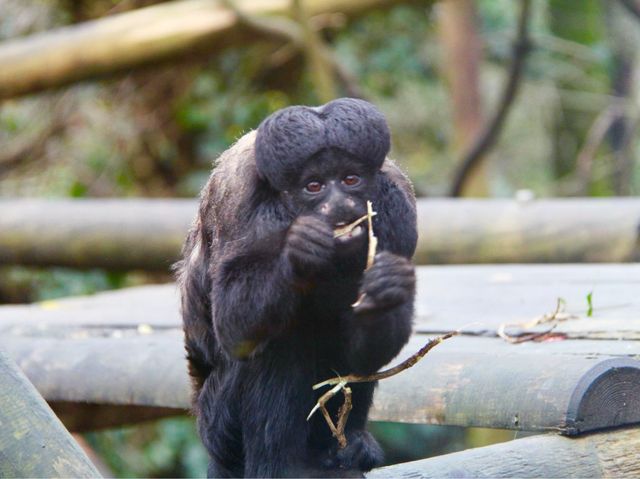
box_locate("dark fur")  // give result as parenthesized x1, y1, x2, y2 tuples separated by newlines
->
(177, 99, 417, 477)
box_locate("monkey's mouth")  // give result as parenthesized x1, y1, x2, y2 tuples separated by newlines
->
(333, 221, 366, 243)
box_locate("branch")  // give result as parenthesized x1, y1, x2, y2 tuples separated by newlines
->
(575, 102, 626, 194)
(0, 0, 394, 99)
(449, 0, 532, 197)
(619, 0, 640, 21)
(307, 331, 459, 447)
(291, 0, 338, 102)
(219, 0, 365, 99)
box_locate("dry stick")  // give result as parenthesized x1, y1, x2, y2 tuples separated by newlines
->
(307, 331, 459, 447)
(364, 200, 378, 270)
(497, 298, 579, 344)
(351, 200, 377, 308)
(449, 0, 532, 197)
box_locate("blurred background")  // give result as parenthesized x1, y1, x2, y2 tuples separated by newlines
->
(1, 0, 639, 476)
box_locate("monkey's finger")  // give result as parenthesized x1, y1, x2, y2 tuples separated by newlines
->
(353, 295, 377, 313)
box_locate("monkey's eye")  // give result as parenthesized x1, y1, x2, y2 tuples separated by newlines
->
(304, 181, 324, 194)
(342, 175, 361, 187)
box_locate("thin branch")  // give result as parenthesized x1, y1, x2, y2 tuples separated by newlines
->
(308, 331, 458, 448)
(619, 0, 640, 21)
(497, 298, 579, 344)
(449, 0, 532, 197)
(313, 331, 459, 391)
(219, 0, 365, 99)
(291, 0, 338, 102)
(575, 102, 626, 194)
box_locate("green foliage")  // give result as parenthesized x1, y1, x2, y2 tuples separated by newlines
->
(370, 422, 466, 465)
(84, 417, 208, 478)
(1, 267, 141, 303)
(586, 291, 593, 317)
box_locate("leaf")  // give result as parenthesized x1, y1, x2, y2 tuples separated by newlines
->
(586, 291, 593, 317)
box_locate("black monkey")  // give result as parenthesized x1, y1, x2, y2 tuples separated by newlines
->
(178, 98, 417, 478)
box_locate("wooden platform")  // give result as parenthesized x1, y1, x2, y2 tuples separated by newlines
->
(1, 263, 639, 434)
(2, 263, 639, 476)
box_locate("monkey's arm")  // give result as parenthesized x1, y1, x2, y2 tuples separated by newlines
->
(212, 247, 297, 359)
(213, 215, 334, 359)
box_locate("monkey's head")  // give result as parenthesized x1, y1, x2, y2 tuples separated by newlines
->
(255, 98, 390, 245)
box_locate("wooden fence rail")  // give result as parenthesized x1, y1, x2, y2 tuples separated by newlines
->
(1, 198, 639, 269)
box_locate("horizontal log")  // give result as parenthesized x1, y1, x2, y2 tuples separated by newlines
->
(0, 348, 101, 477)
(414, 197, 640, 264)
(368, 427, 640, 478)
(0, 0, 405, 99)
(1, 198, 640, 269)
(0, 199, 194, 271)
(2, 309, 639, 433)
(3, 263, 639, 339)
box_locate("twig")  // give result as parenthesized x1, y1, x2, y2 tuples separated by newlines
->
(291, 0, 337, 102)
(333, 211, 376, 238)
(308, 331, 459, 446)
(351, 200, 377, 308)
(364, 200, 378, 270)
(497, 298, 579, 344)
(619, 0, 640, 21)
(575, 102, 626, 194)
(449, 0, 532, 197)
(219, 0, 365, 99)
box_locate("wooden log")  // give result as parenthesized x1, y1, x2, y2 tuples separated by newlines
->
(1, 198, 640, 269)
(368, 427, 640, 478)
(2, 311, 639, 434)
(414, 197, 640, 264)
(0, 198, 194, 271)
(0, 348, 101, 477)
(411, 263, 640, 338)
(0, 0, 406, 99)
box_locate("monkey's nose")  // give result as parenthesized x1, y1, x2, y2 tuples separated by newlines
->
(319, 202, 331, 216)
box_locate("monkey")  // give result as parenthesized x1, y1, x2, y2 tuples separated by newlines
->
(177, 98, 417, 477)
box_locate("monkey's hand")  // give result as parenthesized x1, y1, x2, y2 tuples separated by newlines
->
(354, 251, 415, 314)
(285, 216, 335, 276)
(323, 430, 383, 473)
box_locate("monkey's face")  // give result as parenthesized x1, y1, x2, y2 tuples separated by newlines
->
(284, 147, 375, 250)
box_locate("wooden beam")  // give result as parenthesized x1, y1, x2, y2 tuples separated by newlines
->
(2, 285, 639, 434)
(0, 198, 194, 271)
(414, 197, 640, 264)
(0, 348, 101, 477)
(368, 427, 640, 478)
(0, 0, 408, 99)
(1, 198, 640, 269)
